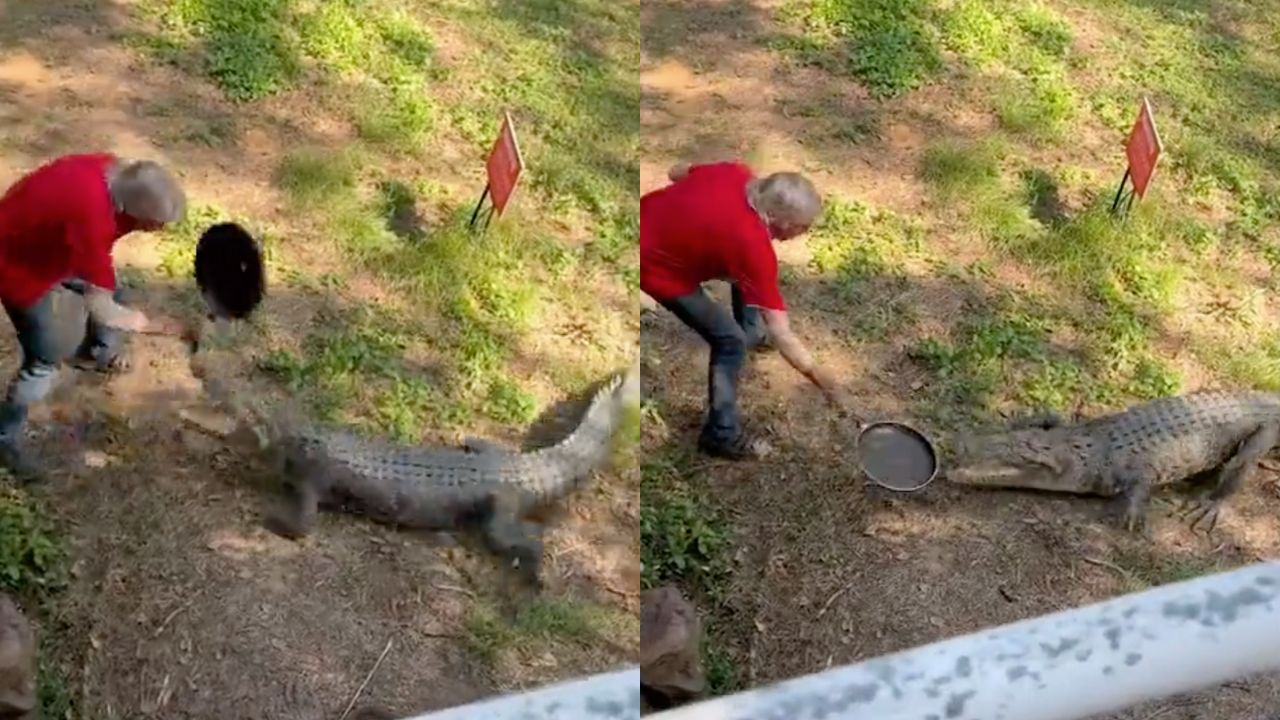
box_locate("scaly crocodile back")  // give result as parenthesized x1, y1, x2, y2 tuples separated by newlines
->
(1088, 389, 1280, 474)
(517, 360, 640, 504)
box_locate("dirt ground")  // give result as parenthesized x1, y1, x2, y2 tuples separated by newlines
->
(641, 0, 1280, 718)
(0, 1, 638, 718)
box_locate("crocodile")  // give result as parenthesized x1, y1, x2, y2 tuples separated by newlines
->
(191, 358, 640, 588)
(944, 390, 1280, 533)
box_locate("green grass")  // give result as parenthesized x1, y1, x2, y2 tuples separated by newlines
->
(0, 486, 74, 717)
(907, 282, 1181, 426)
(640, 444, 732, 605)
(1110, 545, 1230, 593)
(994, 71, 1077, 141)
(134, 0, 300, 102)
(639, 436, 742, 697)
(918, 139, 1004, 200)
(806, 198, 928, 340)
(777, 0, 1079, 140)
(134, 0, 639, 282)
(775, 0, 943, 98)
(271, 146, 556, 431)
(0, 487, 68, 604)
(464, 597, 637, 665)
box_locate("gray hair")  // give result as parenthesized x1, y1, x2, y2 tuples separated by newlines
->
(108, 159, 187, 224)
(745, 171, 822, 228)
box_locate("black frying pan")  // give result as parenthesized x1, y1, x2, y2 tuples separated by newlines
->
(194, 222, 266, 321)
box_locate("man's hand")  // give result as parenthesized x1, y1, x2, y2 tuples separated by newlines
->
(810, 366, 859, 419)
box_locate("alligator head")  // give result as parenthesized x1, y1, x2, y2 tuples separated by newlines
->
(945, 428, 1094, 494)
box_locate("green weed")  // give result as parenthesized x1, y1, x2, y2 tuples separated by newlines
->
(0, 487, 68, 603)
(777, 0, 943, 97)
(705, 641, 743, 695)
(808, 199, 925, 280)
(994, 72, 1076, 140)
(909, 293, 1097, 419)
(38, 656, 73, 720)
(939, 0, 1009, 68)
(640, 449, 733, 604)
(136, 0, 299, 102)
(464, 597, 634, 664)
(1013, 4, 1073, 57)
(918, 140, 1003, 200)
(807, 198, 928, 339)
(275, 148, 363, 209)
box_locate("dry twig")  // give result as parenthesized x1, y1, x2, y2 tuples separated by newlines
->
(339, 638, 395, 720)
(154, 588, 207, 637)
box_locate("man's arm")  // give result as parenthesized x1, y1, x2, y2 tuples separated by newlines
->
(82, 285, 148, 332)
(761, 308, 846, 407)
(67, 213, 182, 335)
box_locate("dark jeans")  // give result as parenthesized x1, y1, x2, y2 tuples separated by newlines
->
(659, 283, 767, 446)
(0, 281, 127, 441)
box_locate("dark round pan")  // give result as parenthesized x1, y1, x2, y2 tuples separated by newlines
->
(194, 222, 266, 321)
(855, 421, 939, 492)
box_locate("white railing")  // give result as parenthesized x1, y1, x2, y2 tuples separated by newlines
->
(651, 560, 1280, 720)
(409, 666, 639, 719)
(409, 561, 1280, 720)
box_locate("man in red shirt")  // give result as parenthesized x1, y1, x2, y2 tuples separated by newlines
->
(641, 161, 852, 459)
(0, 153, 188, 480)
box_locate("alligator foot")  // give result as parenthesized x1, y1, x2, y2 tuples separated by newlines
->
(1122, 504, 1147, 534)
(1113, 485, 1152, 535)
(1179, 497, 1224, 534)
(482, 513, 545, 591)
(264, 467, 321, 540)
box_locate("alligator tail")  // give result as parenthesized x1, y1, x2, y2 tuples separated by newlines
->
(522, 360, 640, 501)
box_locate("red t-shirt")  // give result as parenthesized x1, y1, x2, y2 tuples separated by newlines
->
(640, 162, 786, 311)
(0, 153, 137, 309)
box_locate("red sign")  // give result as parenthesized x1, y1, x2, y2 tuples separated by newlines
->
(1125, 98, 1163, 199)
(485, 111, 525, 217)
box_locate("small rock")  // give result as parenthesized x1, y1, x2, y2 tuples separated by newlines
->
(83, 450, 111, 468)
(0, 594, 37, 718)
(641, 586, 705, 710)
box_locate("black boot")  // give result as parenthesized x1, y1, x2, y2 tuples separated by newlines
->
(697, 427, 767, 461)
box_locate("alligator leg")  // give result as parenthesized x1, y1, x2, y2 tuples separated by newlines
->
(1181, 423, 1280, 534)
(1110, 462, 1156, 534)
(480, 500, 545, 590)
(263, 452, 322, 539)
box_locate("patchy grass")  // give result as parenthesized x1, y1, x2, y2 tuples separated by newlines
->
(131, 0, 640, 444)
(0, 485, 74, 716)
(918, 139, 1004, 200)
(775, 0, 943, 98)
(640, 449, 733, 603)
(133, 0, 300, 102)
(806, 198, 929, 340)
(463, 596, 637, 668)
(639, 438, 743, 696)
(134, 0, 639, 284)
(1110, 545, 1233, 594)
(0, 486, 68, 604)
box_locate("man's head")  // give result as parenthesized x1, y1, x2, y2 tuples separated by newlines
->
(107, 159, 186, 231)
(746, 171, 822, 240)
